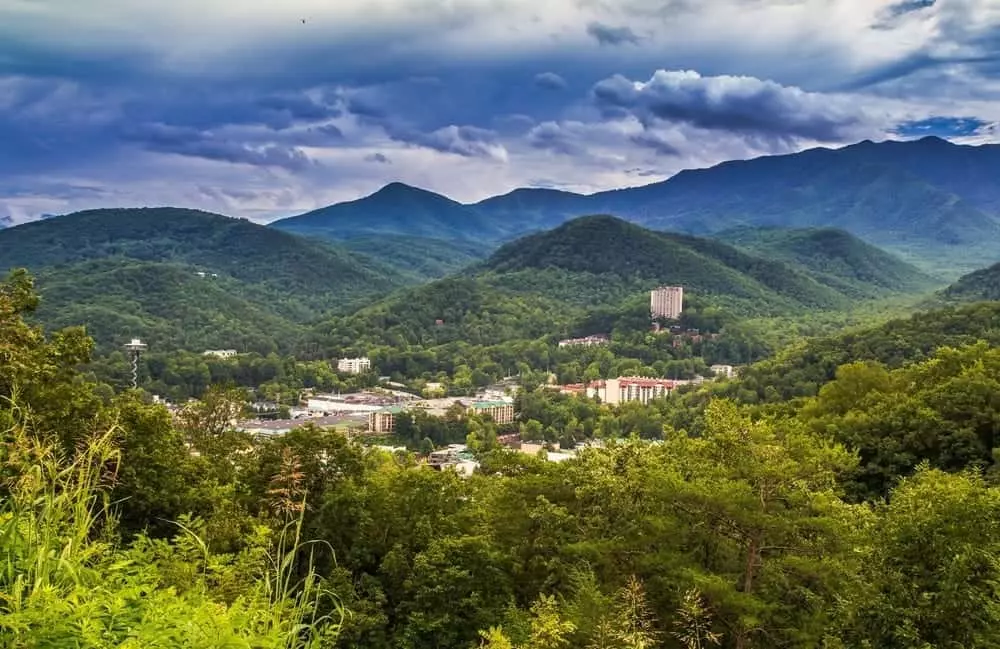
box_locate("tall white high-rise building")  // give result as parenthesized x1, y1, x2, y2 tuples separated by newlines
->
(650, 286, 684, 320)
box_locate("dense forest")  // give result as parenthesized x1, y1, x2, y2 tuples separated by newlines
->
(7, 260, 1000, 647)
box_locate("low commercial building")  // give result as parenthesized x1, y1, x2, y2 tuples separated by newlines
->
(337, 357, 372, 374)
(307, 391, 401, 414)
(203, 349, 237, 359)
(710, 364, 737, 379)
(558, 334, 609, 348)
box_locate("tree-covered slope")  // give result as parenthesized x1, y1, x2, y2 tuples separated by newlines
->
(322, 215, 925, 351)
(339, 235, 494, 282)
(484, 215, 853, 311)
(0, 207, 397, 312)
(271, 182, 505, 241)
(33, 259, 312, 354)
(716, 226, 939, 297)
(731, 301, 1000, 403)
(0, 207, 408, 353)
(940, 261, 1000, 303)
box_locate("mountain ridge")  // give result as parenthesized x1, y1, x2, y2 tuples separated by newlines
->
(268, 137, 1000, 275)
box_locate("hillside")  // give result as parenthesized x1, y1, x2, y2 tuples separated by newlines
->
(271, 182, 505, 241)
(323, 215, 931, 352)
(33, 259, 311, 353)
(340, 235, 493, 282)
(731, 301, 1000, 404)
(940, 262, 1000, 303)
(0, 207, 404, 352)
(484, 215, 852, 311)
(474, 138, 1000, 275)
(716, 226, 939, 298)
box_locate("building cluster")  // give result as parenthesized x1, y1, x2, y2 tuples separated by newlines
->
(337, 357, 372, 374)
(368, 396, 516, 433)
(558, 334, 609, 348)
(650, 285, 684, 321)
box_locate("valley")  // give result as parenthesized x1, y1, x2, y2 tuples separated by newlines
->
(5, 137, 1000, 649)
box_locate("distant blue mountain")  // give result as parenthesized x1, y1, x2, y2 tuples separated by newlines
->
(271, 137, 1000, 275)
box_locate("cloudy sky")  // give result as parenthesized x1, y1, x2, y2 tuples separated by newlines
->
(2, 0, 1000, 223)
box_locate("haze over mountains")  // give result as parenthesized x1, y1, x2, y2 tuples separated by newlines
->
(272, 137, 1000, 276)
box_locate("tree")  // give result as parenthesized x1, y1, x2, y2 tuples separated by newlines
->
(845, 467, 1000, 648)
(659, 400, 862, 649)
(525, 595, 576, 649)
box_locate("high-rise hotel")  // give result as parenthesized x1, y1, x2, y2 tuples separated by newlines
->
(650, 286, 684, 320)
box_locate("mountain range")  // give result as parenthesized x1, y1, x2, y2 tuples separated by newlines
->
(272, 137, 1000, 277)
(1, 207, 938, 355)
(322, 215, 937, 351)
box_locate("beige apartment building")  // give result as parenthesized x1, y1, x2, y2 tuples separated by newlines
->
(587, 376, 686, 405)
(650, 286, 684, 320)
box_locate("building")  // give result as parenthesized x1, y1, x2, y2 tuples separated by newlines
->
(468, 400, 516, 425)
(337, 357, 372, 374)
(587, 376, 689, 405)
(368, 407, 403, 434)
(558, 334, 609, 348)
(710, 364, 737, 379)
(650, 286, 684, 320)
(203, 349, 237, 359)
(307, 391, 403, 414)
(367, 396, 515, 433)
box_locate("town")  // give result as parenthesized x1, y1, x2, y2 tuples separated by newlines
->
(172, 286, 740, 472)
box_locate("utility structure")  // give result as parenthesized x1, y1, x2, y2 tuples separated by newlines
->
(124, 338, 147, 389)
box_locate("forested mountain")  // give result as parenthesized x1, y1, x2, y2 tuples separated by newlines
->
(731, 301, 1000, 403)
(0, 207, 406, 353)
(339, 235, 493, 282)
(940, 261, 1000, 303)
(33, 259, 313, 354)
(321, 216, 931, 353)
(278, 138, 1000, 276)
(716, 226, 938, 298)
(271, 182, 503, 240)
(486, 215, 892, 309)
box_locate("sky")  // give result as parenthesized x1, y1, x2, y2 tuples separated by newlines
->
(2, 0, 1000, 223)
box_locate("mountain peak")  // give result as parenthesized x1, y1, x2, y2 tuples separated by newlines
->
(369, 181, 453, 202)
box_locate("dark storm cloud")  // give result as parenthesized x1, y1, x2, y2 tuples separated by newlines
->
(534, 72, 568, 90)
(629, 131, 681, 155)
(586, 21, 641, 46)
(592, 69, 871, 141)
(386, 124, 506, 159)
(526, 122, 587, 156)
(121, 123, 316, 171)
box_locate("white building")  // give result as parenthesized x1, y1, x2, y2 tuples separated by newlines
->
(650, 286, 684, 320)
(558, 334, 609, 348)
(710, 364, 737, 379)
(337, 357, 372, 374)
(203, 349, 238, 359)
